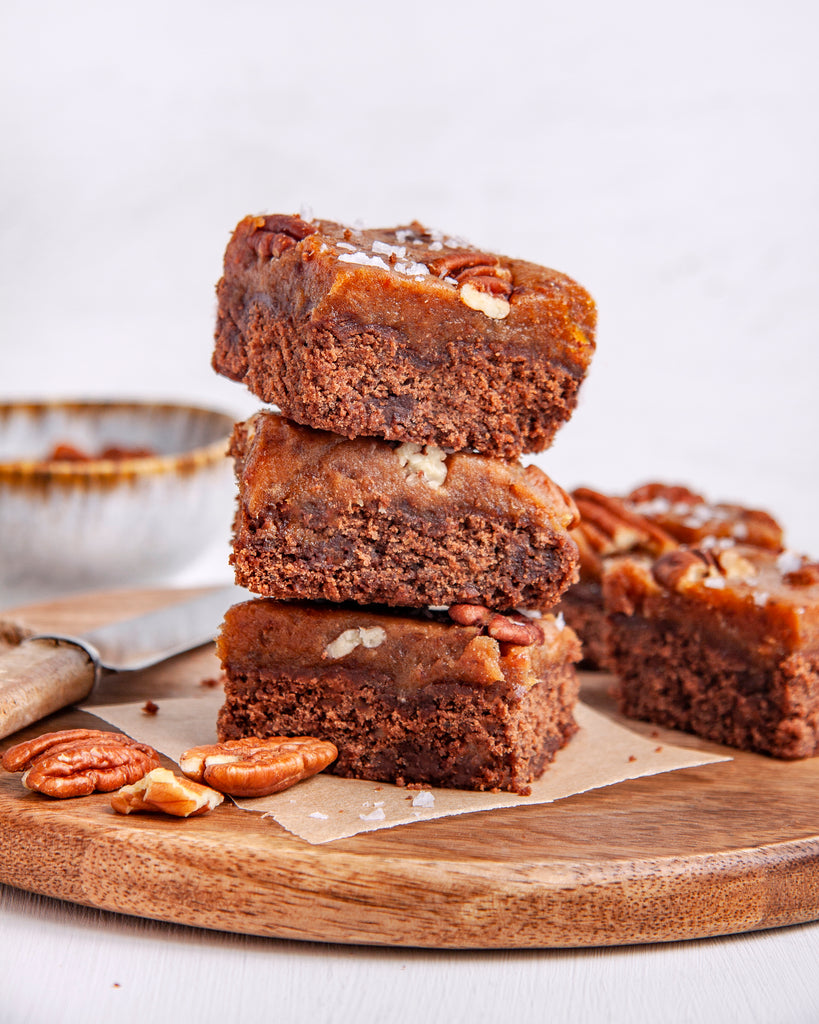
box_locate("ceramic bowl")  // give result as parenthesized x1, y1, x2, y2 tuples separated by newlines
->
(0, 400, 236, 591)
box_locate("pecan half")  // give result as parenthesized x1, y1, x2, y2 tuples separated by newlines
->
(425, 249, 513, 319)
(573, 488, 678, 564)
(3, 729, 161, 798)
(447, 604, 544, 646)
(179, 736, 338, 798)
(111, 767, 223, 818)
(248, 214, 315, 259)
(626, 482, 705, 506)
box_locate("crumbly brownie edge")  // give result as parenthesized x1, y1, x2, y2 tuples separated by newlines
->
(216, 665, 579, 794)
(215, 305, 585, 458)
(232, 503, 579, 610)
(609, 614, 819, 759)
(556, 582, 610, 669)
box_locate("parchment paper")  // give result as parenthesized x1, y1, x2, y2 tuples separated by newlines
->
(90, 692, 731, 844)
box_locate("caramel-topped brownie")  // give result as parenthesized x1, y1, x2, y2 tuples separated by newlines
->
(216, 599, 581, 794)
(558, 482, 783, 667)
(229, 411, 580, 610)
(213, 214, 596, 458)
(604, 546, 819, 758)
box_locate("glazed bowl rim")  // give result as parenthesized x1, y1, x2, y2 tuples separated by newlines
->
(0, 399, 234, 482)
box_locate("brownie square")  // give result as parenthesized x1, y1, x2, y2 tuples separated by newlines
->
(603, 546, 819, 758)
(558, 482, 783, 668)
(229, 411, 580, 611)
(215, 599, 581, 794)
(213, 214, 596, 458)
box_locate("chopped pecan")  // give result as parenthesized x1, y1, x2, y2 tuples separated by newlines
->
(448, 604, 543, 645)
(653, 545, 760, 592)
(249, 214, 315, 259)
(715, 547, 757, 580)
(3, 729, 161, 798)
(652, 549, 714, 591)
(111, 767, 223, 818)
(425, 249, 513, 319)
(179, 736, 339, 798)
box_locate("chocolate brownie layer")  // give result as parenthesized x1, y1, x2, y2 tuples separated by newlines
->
(213, 214, 596, 458)
(558, 482, 784, 669)
(215, 600, 581, 794)
(230, 411, 579, 610)
(604, 546, 819, 758)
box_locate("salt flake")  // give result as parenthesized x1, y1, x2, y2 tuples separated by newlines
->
(359, 807, 386, 822)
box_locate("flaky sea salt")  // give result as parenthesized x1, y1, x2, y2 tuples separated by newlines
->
(753, 591, 770, 607)
(393, 260, 429, 277)
(777, 550, 803, 575)
(515, 607, 543, 620)
(336, 241, 357, 251)
(308, 811, 329, 820)
(338, 252, 390, 270)
(411, 791, 435, 809)
(699, 535, 735, 551)
(703, 577, 726, 589)
(631, 496, 671, 516)
(372, 240, 406, 259)
(359, 807, 386, 822)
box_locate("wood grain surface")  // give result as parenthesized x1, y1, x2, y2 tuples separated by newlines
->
(1, 587, 819, 950)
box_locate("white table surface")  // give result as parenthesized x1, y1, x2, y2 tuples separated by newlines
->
(2, 1, 819, 1020)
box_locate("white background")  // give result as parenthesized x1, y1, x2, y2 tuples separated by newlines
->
(2, 2, 819, 1022)
(2, 0, 817, 554)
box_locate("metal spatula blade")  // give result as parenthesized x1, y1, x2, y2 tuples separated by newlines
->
(0, 584, 246, 739)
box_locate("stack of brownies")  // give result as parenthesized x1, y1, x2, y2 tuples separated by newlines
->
(210, 213, 597, 793)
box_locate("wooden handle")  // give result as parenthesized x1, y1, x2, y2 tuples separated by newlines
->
(0, 639, 96, 740)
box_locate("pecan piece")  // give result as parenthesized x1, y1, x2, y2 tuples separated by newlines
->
(447, 604, 544, 645)
(425, 249, 513, 319)
(626, 482, 705, 506)
(573, 488, 678, 561)
(448, 603, 492, 627)
(249, 213, 315, 259)
(652, 549, 715, 591)
(179, 736, 338, 798)
(6, 729, 161, 798)
(111, 767, 223, 818)
(3, 728, 121, 772)
(486, 614, 544, 646)
(716, 547, 757, 580)
(784, 562, 819, 587)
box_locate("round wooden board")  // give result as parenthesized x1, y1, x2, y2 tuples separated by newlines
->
(2, 587, 819, 949)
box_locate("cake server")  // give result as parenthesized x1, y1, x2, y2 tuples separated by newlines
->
(0, 585, 244, 740)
